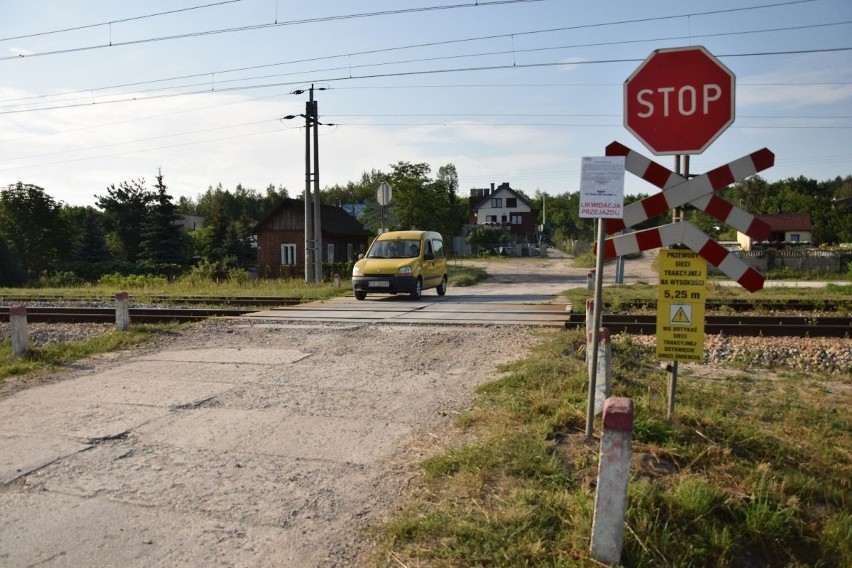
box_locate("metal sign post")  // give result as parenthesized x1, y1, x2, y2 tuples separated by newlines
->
(377, 181, 392, 233)
(579, 156, 625, 437)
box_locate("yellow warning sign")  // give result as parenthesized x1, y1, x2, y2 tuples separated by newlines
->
(656, 249, 706, 362)
(670, 305, 691, 324)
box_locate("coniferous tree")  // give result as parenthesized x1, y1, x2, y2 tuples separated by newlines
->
(95, 178, 152, 262)
(74, 208, 111, 263)
(139, 170, 188, 265)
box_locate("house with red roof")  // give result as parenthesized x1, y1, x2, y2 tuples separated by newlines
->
(736, 213, 813, 251)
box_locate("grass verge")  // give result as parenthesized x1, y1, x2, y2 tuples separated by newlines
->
(0, 323, 182, 388)
(562, 281, 852, 314)
(370, 330, 851, 567)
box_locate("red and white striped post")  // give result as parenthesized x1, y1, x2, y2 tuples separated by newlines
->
(10, 305, 29, 357)
(593, 329, 612, 415)
(585, 299, 594, 365)
(590, 397, 634, 565)
(115, 292, 130, 331)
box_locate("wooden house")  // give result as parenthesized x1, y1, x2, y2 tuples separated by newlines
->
(254, 199, 372, 278)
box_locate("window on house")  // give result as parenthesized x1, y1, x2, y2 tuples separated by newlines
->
(280, 243, 297, 265)
(347, 243, 354, 261)
(491, 197, 502, 208)
(501, 215, 508, 224)
(327, 243, 335, 262)
(506, 198, 517, 208)
(511, 214, 522, 225)
(790, 234, 800, 242)
(486, 215, 497, 223)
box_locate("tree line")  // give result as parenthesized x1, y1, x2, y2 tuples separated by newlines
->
(1, 165, 848, 286)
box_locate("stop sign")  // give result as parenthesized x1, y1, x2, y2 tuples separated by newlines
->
(624, 46, 735, 155)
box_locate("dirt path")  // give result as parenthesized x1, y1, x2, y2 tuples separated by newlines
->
(0, 274, 553, 567)
(0, 252, 663, 567)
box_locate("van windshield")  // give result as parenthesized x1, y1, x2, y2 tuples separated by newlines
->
(367, 239, 420, 259)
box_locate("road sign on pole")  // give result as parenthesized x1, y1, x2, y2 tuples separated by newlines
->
(656, 249, 706, 363)
(579, 156, 626, 218)
(624, 46, 735, 155)
(377, 182, 392, 206)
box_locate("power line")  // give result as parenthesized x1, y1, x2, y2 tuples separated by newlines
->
(6, 115, 850, 171)
(3, 45, 850, 116)
(0, 0, 245, 42)
(0, 0, 823, 104)
(0, 0, 545, 62)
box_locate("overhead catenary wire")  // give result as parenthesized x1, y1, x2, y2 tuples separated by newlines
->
(0, 0, 246, 42)
(0, 0, 829, 106)
(3, 0, 848, 191)
(0, 0, 545, 62)
(2, 45, 851, 116)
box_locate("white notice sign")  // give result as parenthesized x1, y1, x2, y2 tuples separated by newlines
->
(579, 156, 626, 218)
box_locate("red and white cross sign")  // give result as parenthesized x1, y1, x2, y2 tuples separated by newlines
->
(599, 141, 774, 292)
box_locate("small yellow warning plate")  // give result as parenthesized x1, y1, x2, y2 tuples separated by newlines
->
(656, 248, 706, 362)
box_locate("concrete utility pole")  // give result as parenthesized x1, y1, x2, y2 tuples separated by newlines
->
(291, 85, 328, 283)
(310, 86, 322, 282)
(304, 92, 314, 283)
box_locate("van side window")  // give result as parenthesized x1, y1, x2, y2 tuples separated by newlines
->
(431, 239, 444, 258)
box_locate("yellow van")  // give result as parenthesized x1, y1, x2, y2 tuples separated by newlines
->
(352, 230, 448, 300)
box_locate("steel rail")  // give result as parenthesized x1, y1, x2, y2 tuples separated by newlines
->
(564, 313, 851, 338)
(1, 306, 849, 336)
(0, 307, 251, 323)
(0, 295, 303, 307)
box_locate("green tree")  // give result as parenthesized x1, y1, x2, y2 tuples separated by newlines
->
(74, 208, 111, 263)
(0, 182, 67, 280)
(0, 234, 24, 285)
(323, 169, 387, 208)
(200, 201, 231, 262)
(384, 161, 466, 242)
(139, 171, 188, 266)
(95, 178, 152, 262)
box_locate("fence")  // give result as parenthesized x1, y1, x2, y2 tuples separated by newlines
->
(730, 249, 850, 274)
(256, 262, 354, 281)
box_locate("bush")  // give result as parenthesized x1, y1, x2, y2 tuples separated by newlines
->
(40, 271, 86, 287)
(98, 273, 169, 288)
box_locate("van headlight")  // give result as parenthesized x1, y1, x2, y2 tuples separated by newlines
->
(397, 266, 412, 276)
(353, 266, 363, 277)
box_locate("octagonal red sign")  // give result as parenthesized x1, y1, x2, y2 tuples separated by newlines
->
(624, 46, 735, 155)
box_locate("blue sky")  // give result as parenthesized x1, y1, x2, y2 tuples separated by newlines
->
(2, 0, 850, 206)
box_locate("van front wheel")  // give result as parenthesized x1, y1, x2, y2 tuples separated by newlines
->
(354, 291, 367, 300)
(409, 278, 422, 300)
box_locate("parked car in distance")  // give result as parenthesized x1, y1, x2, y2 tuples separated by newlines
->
(352, 230, 448, 300)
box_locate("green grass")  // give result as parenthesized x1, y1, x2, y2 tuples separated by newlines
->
(562, 281, 852, 314)
(0, 323, 182, 387)
(0, 277, 348, 303)
(370, 330, 851, 567)
(0, 264, 487, 302)
(447, 263, 488, 287)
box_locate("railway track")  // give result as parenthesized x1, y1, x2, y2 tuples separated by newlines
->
(0, 306, 849, 337)
(599, 298, 849, 313)
(564, 313, 851, 338)
(0, 306, 252, 324)
(0, 295, 303, 308)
